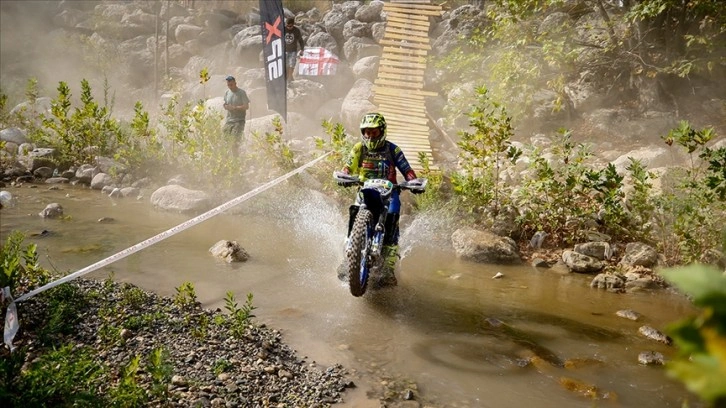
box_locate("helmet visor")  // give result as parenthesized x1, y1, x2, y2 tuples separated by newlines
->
(362, 127, 382, 141)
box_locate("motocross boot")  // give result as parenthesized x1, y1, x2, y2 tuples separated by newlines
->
(376, 245, 399, 287)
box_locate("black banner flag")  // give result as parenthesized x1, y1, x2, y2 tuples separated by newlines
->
(259, 0, 287, 122)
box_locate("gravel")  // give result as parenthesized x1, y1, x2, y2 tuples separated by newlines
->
(11, 278, 353, 407)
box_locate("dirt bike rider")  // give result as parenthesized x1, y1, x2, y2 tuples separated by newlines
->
(337, 112, 423, 286)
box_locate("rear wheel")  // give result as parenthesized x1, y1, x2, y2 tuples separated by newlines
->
(346, 209, 372, 296)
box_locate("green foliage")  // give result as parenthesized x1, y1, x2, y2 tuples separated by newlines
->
(582, 163, 629, 238)
(147, 347, 173, 402)
(626, 0, 726, 77)
(661, 265, 726, 407)
(514, 129, 595, 245)
(108, 355, 147, 407)
(199, 67, 211, 101)
(655, 122, 726, 264)
(452, 86, 521, 217)
(213, 358, 233, 375)
(314, 119, 355, 191)
(25, 77, 39, 105)
(1, 231, 51, 294)
(412, 152, 447, 213)
(120, 284, 149, 310)
(224, 292, 256, 339)
(250, 116, 296, 172)
(624, 158, 657, 241)
(174, 281, 198, 310)
(158, 96, 244, 188)
(116, 100, 165, 172)
(3, 345, 106, 407)
(38, 284, 87, 346)
(39, 79, 125, 165)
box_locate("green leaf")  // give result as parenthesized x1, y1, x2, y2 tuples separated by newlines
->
(660, 265, 726, 308)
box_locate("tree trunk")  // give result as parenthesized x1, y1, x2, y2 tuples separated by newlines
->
(595, 0, 618, 47)
(165, 0, 170, 79)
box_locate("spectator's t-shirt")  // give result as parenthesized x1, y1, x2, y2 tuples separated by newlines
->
(224, 88, 250, 123)
(284, 26, 304, 53)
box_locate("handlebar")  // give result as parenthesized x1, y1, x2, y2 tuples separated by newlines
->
(332, 171, 427, 193)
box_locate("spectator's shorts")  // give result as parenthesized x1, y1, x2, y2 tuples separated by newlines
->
(285, 51, 297, 68)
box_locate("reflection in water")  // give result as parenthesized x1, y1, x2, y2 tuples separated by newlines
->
(0, 183, 701, 408)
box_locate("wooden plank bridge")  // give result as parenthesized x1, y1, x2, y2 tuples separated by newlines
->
(374, 0, 443, 172)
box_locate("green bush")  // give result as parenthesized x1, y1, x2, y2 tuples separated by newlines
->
(662, 265, 726, 407)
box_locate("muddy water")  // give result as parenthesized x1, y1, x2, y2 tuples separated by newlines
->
(0, 182, 699, 408)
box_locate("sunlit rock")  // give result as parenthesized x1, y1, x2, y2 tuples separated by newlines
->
(451, 227, 522, 264)
(638, 351, 665, 366)
(39, 203, 64, 218)
(562, 250, 604, 273)
(150, 185, 210, 212)
(91, 173, 114, 190)
(590, 272, 625, 290)
(619, 242, 659, 268)
(638, 325, 672, 345)
(210, 240, 250, 263)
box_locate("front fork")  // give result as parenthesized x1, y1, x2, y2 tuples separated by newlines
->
(347, 205, 387, 267)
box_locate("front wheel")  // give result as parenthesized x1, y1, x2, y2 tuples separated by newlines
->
(346, 208, 373, 296)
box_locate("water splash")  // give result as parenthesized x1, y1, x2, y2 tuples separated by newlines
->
(399, 210, 458, 259)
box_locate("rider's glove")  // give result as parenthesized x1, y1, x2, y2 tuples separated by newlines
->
(409, 178, 425, 194)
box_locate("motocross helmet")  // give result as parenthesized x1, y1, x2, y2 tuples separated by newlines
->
(359, 112, 387, 150)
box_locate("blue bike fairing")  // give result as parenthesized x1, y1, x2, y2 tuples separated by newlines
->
(388, 190, 400, 214)
(359, 188, 385, 218)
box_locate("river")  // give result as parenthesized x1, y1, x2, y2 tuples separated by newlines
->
(0, 181, 699, 408)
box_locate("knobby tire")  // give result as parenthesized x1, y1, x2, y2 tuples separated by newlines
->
(346, 208, 372, 297)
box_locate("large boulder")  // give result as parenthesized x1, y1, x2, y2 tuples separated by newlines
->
(619, 242, 659, 268)
(340, 78, 376, 132)
(150, 185, 211, 212)
(451, 227, 522, 264)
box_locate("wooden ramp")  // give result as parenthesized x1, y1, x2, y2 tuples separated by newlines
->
(374, 1, 443, 172)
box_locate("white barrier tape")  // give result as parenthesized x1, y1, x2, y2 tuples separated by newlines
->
(13, 151, 331, 304)
(3, 287, 18, 351)
(5, 151, 331, 349)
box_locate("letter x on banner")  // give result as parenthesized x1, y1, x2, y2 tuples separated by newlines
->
(260, 0, 287, 122)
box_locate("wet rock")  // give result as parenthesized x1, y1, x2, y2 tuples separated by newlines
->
(120, 187, 140, 198)
(39, 203, 64, 218)
(45, 177, 70, 184)
(91, 172, 114, 190)
(638, 325, 672, 345)
(531, 257, 549, 268)
(574, 241, 613, 260)
(590, 272, 625, 290)
(209, 240, 250, 263)
(615, 309, 641, 321)
(150, 184, 211, 212)
(563, 250, 604, 273)
(638, 351, 665, 365)
(451, 227, 523, 264)
(620, 242, 659, 268)
(33, 166, 54, 179)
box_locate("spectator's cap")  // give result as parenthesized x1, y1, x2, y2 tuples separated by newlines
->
(225, 75, 235, 81)
(286, 17, 295, 26)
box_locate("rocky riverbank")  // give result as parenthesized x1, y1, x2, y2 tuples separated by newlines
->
(5, 278, 352, 407)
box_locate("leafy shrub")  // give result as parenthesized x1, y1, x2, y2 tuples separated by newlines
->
(452, 86, 521, 218)
(39, 79, 125, 166)
(662, 264, 726, 407)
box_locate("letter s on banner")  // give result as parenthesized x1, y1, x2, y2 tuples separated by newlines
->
(267, 39, 283, 79)
(259, 0, 287, 122)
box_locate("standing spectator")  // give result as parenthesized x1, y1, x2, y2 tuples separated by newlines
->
(284, 17, 305, 81)
(223, 75, 250, 153)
